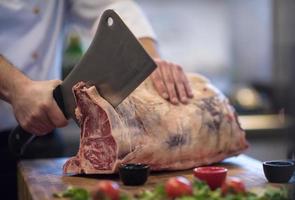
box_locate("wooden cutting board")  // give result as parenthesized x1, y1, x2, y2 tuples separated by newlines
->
(17, 155, 279, 200)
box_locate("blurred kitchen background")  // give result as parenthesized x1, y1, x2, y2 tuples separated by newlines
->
(58, 0, 295, 162)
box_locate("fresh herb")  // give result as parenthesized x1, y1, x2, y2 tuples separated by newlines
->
(53, 186, 130, 200)
(135, 185, 166, 200)
(258, 187, 289, 200)
(53, 186, 90, 200)
(135, 180, 289, 200)
(53, 182, 289, 200)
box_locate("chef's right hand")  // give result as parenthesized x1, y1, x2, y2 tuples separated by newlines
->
(10, 79, 68, 135)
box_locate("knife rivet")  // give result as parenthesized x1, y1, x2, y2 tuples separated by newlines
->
(107, 17, 113, 27)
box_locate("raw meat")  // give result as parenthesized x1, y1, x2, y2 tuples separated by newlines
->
(63, 74, 248, 174)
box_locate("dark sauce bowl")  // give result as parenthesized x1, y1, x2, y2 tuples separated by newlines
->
(119, 163, 150, 186)
(263, 160, 295, 183)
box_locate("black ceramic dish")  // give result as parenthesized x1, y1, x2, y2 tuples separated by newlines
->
(263, 160, 295, 183)
(119, 163, 150, 186)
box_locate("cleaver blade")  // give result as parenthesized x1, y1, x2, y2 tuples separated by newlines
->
(56, 9, 157, 121)
(8, 9, 156, 158)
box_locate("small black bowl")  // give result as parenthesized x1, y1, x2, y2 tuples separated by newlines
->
(119, 163, 150, 186)
(263, 160, 295, 183)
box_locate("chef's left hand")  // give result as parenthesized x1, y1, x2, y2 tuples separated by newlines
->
(150, 58, 193, 105)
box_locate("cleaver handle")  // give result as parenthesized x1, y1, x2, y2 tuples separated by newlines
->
(52, 84, 68, 118)
(8, 85, 67, 157)
(8, 126, 36, 158)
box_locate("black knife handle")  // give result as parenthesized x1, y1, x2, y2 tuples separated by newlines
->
(9, 84, 66, 157)
(53, 84, 68, 118)
(8, 126, 36, 158)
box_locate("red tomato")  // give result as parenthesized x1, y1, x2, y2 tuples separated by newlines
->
(96, 180, 120, 200)
(165, 176, 193, 198)
(221, 177, 246, 195)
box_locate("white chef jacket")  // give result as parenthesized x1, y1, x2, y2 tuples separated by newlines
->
(0, 0, 156, 131)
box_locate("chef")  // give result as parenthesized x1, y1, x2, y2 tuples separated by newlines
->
(0, 0, 193, 198)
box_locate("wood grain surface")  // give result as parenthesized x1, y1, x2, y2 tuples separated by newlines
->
(18, 155, 275, 200)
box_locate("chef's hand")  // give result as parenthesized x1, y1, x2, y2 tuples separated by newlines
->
(136, 37, 193, 104)
(10, 79, 68, 135)
(151, 58, 193, 105)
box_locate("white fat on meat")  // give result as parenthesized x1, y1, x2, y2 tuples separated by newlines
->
(63, 73, 248, 174)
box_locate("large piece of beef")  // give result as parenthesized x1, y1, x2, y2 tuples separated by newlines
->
(63, 74, 248, 174)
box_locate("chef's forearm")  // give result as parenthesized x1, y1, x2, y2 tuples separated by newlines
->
(138, 37, 160, 59)
(0, 55, 31, 103)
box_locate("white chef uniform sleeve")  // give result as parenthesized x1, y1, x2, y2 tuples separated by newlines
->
(67, 0, 156, 40)
(92, 0, 156, 40)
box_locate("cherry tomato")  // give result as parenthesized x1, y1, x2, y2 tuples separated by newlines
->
(95, 180, 120, 200)
(165, 176, 193, 198)
(221, 177, 246, 195)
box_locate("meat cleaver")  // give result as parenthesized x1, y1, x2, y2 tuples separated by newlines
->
(9, 9, 156, 157)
